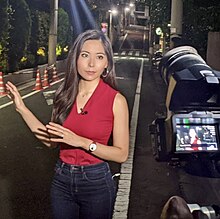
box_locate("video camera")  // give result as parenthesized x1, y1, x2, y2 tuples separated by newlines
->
(161, 195, 220, 219)
(188, 203, 220, 219)
(149, 46, 220, 168)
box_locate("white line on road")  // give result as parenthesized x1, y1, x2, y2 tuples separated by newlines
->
(113, 58, 144, 218)
(0, 90, 40, 110)
(121, 51, 126, 56)
(0, 78, 64, 110)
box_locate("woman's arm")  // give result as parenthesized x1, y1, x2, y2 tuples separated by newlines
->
(90, 93, 129, 163)
(6, 81, 54, 147)
(47, 93, 129, 163)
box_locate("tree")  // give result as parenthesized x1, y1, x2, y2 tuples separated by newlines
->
(146, 0, 220, 58)
(26, 1, 73, 66)
(0, 0, 11, 72)
(147, 0, 170, 31)
(145, 0, 170, 50)
(57, 8, 73, 60)
(85, 0, 112, 26)
(183, 0, 220, 58)
(27, 10, 49, 66)
(8, 0, 31, 72)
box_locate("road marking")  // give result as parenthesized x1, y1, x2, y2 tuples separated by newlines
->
(116, 76, 125, 80)
(0, 78, 63, 110)
(121, 51, 126, 56)
(0, 90, 40, 110)
(135, 51, 140, 56)
(43, 90, 56, 106)
(113, 58, 144, 218)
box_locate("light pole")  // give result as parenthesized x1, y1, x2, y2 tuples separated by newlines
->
(170, 0, 183, 48)
(48, 0, 58, 68)
(108, 9, 118, 44)
(129, 3, 135, 25)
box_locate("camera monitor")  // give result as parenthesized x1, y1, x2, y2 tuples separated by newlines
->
(175, 124, 219, 153)
(173, 115, 220, 153)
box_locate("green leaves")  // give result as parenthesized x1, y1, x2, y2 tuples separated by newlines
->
(183, 1, 220, 57)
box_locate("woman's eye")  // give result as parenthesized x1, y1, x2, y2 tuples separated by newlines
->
(97, 55, 104, 60)
(81, 53, 88, 58)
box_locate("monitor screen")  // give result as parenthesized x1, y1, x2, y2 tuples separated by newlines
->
(175, 124, 219, 152)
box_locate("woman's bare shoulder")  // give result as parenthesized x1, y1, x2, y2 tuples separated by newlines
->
(113, 93, 128, 112)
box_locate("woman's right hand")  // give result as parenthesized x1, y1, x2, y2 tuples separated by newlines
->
(6, 81, 26, 113)
(6, 81, 56, 148)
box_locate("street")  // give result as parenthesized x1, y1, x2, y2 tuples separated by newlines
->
(1, 30, 220, 219)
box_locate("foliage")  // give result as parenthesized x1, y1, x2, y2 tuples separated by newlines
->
(0, 0, 11, 72)
(147, 0, 170, 32)
(86, 0, 111, 12)
(145, 0, 220, 58)
(8, 0, 31, 72)
(37, 47, 46, 56)
(0, 0, 73, 72)
(25, 0, 49, 12)
(193, 0, 220, 8)
(183, 0, 220, 58)
(86, 0, 111, 25)
(37, 11, 50, 49)
(57, 8, 72, 59)
(26, 9, 50, 66)
(23, 3, 72, 66)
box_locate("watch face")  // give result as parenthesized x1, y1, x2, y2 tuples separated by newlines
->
(89, 143, 97, 152)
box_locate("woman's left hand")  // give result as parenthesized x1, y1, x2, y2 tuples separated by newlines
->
(46, 122, 83, 147)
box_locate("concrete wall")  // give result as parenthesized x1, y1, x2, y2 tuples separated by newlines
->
(207, 32, 220, 71)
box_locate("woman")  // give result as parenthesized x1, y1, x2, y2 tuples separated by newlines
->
(6, 29, 129, 219)
(189, 128, 201, 151)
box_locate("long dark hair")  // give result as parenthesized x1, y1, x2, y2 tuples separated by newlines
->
(51, 29, 117, 124)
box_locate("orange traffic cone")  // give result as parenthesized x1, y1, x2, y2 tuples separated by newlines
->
(42, 69, 50, 88)
(0, 71, 7, 96)
(33, 69, 43, 90)
(52, 67, 59, 82)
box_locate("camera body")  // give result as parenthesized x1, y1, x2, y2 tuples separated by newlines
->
(149, 46, 220, 163)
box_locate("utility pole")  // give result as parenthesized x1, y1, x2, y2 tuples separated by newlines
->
(170, 0, 183, 48)
(109, 11, 113, 44)
(48, 0, 58, 68)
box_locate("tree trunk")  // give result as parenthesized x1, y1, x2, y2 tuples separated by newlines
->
(207, 32, 220, 71)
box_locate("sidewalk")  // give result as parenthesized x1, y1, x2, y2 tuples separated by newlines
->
(3, 69, 36, 86)
(2, 60, 66, 87)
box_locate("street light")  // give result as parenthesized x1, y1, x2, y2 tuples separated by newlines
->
(108, 9, 118, 43)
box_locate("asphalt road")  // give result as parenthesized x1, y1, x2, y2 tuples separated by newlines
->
(127, 62, 180, 219)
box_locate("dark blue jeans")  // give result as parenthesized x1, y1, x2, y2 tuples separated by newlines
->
(50, 160, 116, 219)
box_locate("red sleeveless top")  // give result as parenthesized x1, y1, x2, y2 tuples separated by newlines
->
(59, 79, 118, 165)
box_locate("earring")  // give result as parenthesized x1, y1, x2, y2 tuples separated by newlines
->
(102, 68, 109, 78)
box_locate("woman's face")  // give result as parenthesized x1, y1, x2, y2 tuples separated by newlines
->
(77, 39, 108, 81)
(189, 129, 196, 138)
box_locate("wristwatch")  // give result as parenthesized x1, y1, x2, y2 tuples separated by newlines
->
(89, 141, 97, 152)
